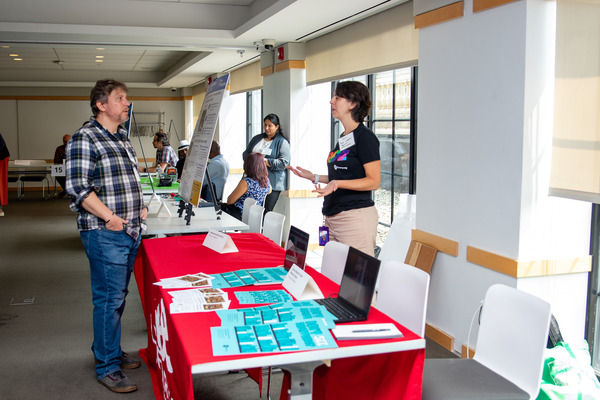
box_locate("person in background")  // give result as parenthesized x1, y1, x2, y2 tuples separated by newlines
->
(202, 140, 229, 202)
(287, 81, 380, 256)
(176, 139, 189, 181)
(53, 134, 71, 198)
(0, 133, 9, 217)
(140, 132, 178, 174)
(242, 113, 290, 212)
(221, 152, 271, 221)
(66, 79, 147, 393)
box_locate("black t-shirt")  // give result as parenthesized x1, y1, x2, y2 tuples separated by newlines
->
(322, 123, 380, 216)
(0, 134, 9, 160)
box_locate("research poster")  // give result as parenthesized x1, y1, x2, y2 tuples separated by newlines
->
(179, 74, 230, 205)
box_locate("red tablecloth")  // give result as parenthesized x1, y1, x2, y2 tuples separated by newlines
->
(134, 233, 424, 400)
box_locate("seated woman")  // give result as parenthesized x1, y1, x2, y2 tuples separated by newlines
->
(221, 152, 271, 221)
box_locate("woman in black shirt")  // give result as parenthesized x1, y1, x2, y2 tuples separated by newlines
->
(287, 81, 380, 255)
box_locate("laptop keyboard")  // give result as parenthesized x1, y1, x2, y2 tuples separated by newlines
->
(315, 298, 361, 321)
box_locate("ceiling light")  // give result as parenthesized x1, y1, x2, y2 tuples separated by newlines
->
(1, 46, 9, 49)
(14, 58, 22, 61)
(95, 60, 103, 63)
(95, 55, 104, 58)
(96, 47, 105, 51)
(9, 53, 18, 57)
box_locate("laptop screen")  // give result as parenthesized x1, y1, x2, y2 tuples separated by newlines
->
(283, 226, 310, 270)
(338, 247, 381, 316)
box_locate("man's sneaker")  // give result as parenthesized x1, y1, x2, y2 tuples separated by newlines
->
(98, 370, 138, 393)
(120, 352, 141, 369)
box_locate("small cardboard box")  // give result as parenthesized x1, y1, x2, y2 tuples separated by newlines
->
(404, 240, 437, 274)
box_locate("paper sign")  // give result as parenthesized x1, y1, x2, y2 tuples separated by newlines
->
(148, 199, 172, 217)
(179, 74, 230, 205)
(203, 229, 238, 254)
(51, 164, 65, 177)
(283, 264, 323, 300)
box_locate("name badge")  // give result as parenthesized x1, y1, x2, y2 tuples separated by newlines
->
(338, 132, 355, 151)
(261, 148, 272, 156)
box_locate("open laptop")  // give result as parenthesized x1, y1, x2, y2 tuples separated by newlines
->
(315, 246, 381, 323)
(283, 226, 310, 271)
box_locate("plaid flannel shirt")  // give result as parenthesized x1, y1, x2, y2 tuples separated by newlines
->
(156, 145, 178, 168)
(66, 118, 145, 239)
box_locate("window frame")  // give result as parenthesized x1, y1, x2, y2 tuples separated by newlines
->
(331, 66, 418, 230)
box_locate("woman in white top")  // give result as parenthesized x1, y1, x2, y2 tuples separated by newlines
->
(242, 114, 290, 212)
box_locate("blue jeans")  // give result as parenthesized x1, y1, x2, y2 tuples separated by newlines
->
(81, 228, 141, 379)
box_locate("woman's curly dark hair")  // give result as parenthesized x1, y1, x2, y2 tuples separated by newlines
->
(334, 81, 372, 123)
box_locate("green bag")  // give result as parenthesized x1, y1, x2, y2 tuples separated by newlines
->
(537, 341, 600, 400)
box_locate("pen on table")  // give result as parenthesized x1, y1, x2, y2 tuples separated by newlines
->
(352, 328, 391, 333)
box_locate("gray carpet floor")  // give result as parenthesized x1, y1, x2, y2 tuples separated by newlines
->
(0, 190, 454, 400)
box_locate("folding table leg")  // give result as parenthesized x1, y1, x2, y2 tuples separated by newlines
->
(17, 179, 24, 200)
(277, 361, 324, 400)
(43, 177, 50, 200)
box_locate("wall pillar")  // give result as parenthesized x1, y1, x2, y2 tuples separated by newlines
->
(415, 0, 591, 353)
(261, 43, 327, 246)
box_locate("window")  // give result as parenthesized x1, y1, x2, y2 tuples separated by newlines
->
(246, 89, 263, 143)
(332, 67, 418, 245)
(371, 67, 417, 243)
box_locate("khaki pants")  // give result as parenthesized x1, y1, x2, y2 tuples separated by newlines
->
(324, 205, 379, 256)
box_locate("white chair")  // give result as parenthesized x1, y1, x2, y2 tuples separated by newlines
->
(376, 203, 416, 292)
(241, 197, 257, 225)
(376, 261, 430, 337)
(377, 209, 415, 265)
(422, 284, 552, 400)
(262, 211, 286, 245)
(247, 204, 264, 233)
(320, 241, 350, 284)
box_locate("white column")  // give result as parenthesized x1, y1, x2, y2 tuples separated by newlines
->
(261, 43, 328, 246)
(416, 0, 590, 351)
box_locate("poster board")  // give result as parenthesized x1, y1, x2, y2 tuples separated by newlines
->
(178, 74, 230, 205)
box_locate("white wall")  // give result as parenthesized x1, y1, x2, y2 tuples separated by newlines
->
(129, 99, 185, 166)
(0, 91, 184, 162)
(417, 0, 590, 351)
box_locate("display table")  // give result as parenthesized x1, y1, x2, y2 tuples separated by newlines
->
(143, 199, 247, 237)
(134, 233, 425, 400)
(140, 175, 180, 195)
(8, 160, 54, 199)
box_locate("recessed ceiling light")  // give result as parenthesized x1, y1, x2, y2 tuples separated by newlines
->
(96, 47, 105, 51)
(9, 53, 18, 57)
(95, 59, 103, 63)
(95, 55, 104, 58)
(14, 58, 22, 61)
(1, 46, 10, 49)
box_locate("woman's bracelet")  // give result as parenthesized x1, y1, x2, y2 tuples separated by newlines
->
(313, 174, 320, 185)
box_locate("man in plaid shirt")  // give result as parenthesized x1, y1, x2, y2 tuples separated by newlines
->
(66, 79, 147, 393)
(140, 131, 178, 173)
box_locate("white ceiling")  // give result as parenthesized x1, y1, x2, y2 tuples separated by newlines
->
(0, 0, 407, 89)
